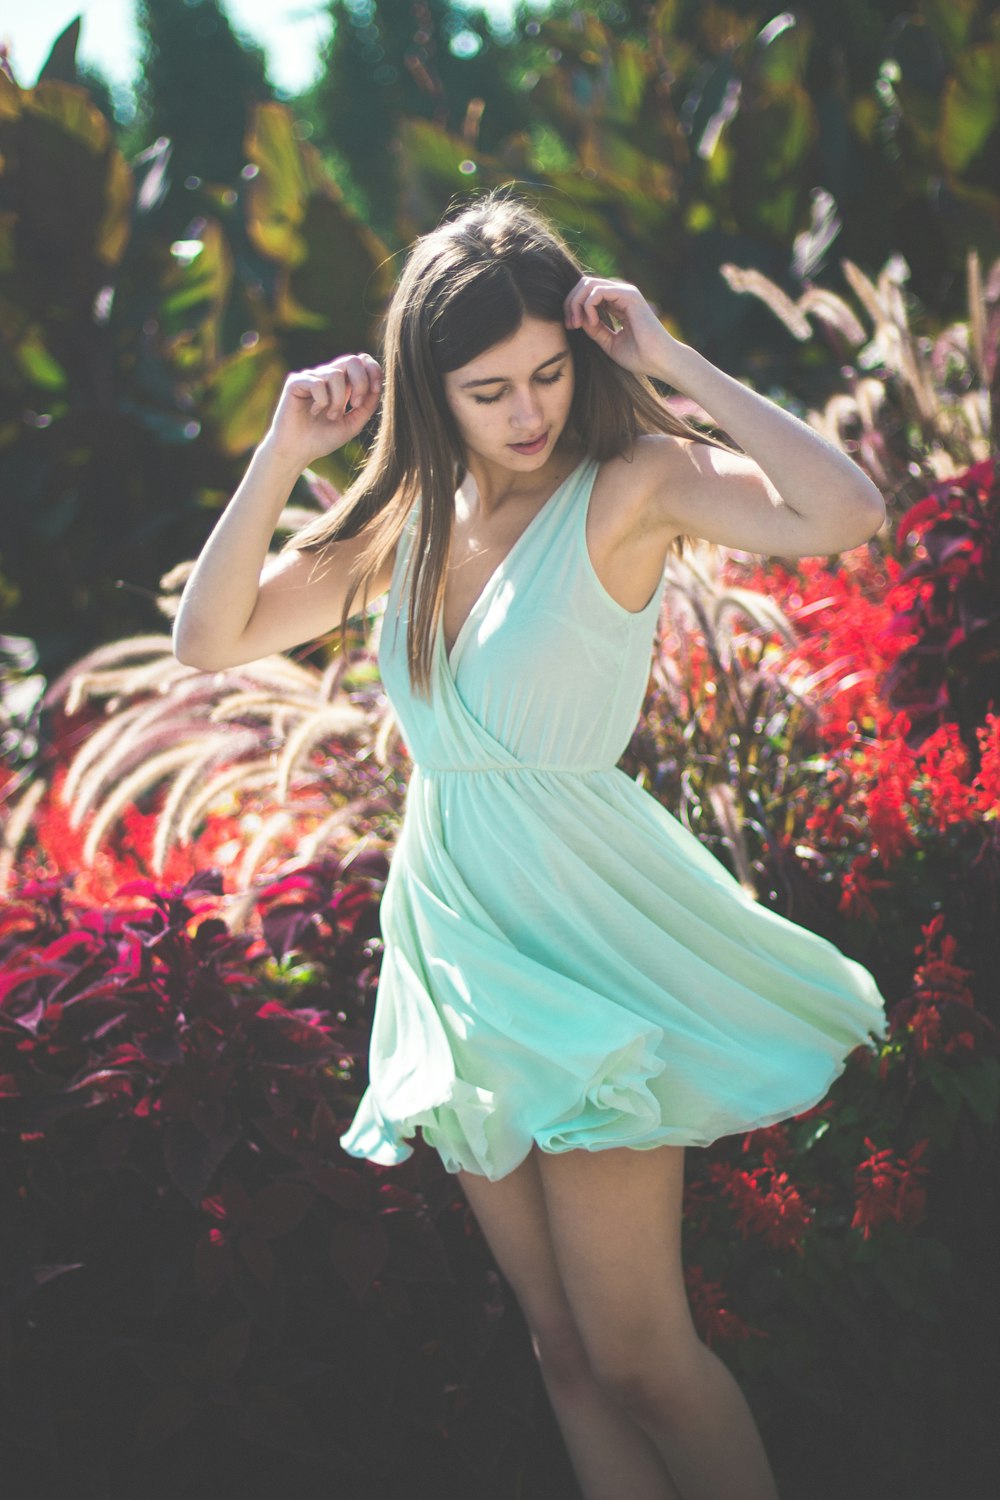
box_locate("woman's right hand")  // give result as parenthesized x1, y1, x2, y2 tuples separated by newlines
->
(263, 353, 383, 468)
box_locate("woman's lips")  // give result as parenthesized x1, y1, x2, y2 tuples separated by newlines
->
(509, 432, 548, 453)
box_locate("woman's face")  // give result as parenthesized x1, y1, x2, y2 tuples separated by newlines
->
(442, 315, 576, 483)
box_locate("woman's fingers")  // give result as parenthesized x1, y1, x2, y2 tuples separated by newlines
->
(564, 277, 587, 327)
(289, 355, 383, 420)
(338, 356, 370, 412)
(564, 276, 631, 329)
(565, 275, 606, 327)
(346, 355, 384, 422)
(277, 354, 384, 461)
(317, 370, 344, 416)
(287, 371, 340, 415)
(358, 351, 383, 395)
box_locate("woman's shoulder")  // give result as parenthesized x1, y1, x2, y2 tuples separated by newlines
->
(590, 436, 680, 532)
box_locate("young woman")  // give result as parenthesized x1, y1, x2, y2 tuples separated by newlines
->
(174, 190, 889, 1500)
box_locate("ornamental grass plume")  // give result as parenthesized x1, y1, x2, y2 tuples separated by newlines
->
(2, 461, 411, 899)
(623, 541, 887, 897)
(721, 247, 999, 506)
(5, 616, 406, 899)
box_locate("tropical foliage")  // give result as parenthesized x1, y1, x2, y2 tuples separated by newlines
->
(2, 4, 1000, 1497)
(313, 0, 1000, 372)
(0, 29, 392, 680)
(5, 0, 1000, 679)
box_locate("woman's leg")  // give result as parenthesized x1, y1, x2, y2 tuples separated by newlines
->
(457, 1146, 681, 1500)
(536, 1142, 781, 1500)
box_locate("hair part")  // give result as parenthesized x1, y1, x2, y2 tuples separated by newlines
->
(280, 186, 738, 700)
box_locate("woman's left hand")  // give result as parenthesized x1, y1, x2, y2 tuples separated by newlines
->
(564, 276, 680, 378)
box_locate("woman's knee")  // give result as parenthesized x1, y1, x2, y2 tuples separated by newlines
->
(456, 1151, 592, 1387)
(528, 1309, 595, 1388)
(586, 1320, 705, 1419)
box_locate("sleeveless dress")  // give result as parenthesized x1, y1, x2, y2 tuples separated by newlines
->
(338, 454, 889, 1181)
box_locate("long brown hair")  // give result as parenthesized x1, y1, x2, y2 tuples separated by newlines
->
(280, 186, 737, 700)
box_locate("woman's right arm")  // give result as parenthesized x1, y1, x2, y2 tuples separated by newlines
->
(172, 353, 387, 672)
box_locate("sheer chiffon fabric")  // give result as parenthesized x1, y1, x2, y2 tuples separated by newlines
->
(339, 456, 889, 1181)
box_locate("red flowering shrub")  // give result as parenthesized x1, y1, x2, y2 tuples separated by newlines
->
(710, 524, 1000, 1028)
(14, 764, 241, 906)
(705, 1156, 815, 1256)
(850, 1136, 930, 1240)
(682, 1263, 769, 1350)
(621, 456, 1000, 1496)
(883, 458, 1000, 757)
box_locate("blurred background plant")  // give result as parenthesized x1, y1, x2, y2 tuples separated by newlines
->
(4, 0, 1000, 682)
(0, 16, 394, 683)
(2, 2, 1000, 1497)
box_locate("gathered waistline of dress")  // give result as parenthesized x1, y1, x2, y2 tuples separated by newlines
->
(416, 762, 614, 775)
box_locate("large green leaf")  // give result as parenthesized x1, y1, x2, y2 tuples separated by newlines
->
(245, 102, 323, 267)
(161, 220, 233, 336)
(609, 39, 650, 124)
(27, 79, 111, 154)
(939, 43, 1000, 172)
(244, 101, 393, 352)
(917, 0, 980, 60)
(584, 127, 677, 204)
(201, 336, 286, 457)
(16, 327, 65, 390)
(95, 148, 133, 268)
(5, 80, 132, 317)
(752, 12, 812, 87)
(284, 191, 394, 349)
(952, 1056, 1000, 1125)
(36, 16, 81, 85)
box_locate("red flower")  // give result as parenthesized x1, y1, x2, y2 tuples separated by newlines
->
(739, 1121, 795, 1162)
(729, 550, 918, 750)
(887, 918, 980, 1058)
(838, 851, 894, 921)
(906, 1002, 943, 1057)
(833, 710, 921, 864)
(850, 1136, 930, 1240)
(912, 916, 975, 1009)
(916, 722, 978, 830)
(706, 1160, 813, 1256)
(973, 713, 1000, 815)
(866, 777, 917, 864)
(683, 1264, 769, 1350)
(883, 458, 1000, 747)
(805, 797, 854, 845)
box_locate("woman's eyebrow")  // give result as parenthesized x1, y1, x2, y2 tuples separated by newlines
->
(458, 350, 569, 389)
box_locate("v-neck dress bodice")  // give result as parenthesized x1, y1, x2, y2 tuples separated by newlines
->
(338, 455, 889, 1181)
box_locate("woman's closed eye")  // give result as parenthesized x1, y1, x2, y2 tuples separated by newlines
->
(472, 370, 566, 406)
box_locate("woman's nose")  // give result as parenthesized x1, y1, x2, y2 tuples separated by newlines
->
(511, 389, 542, 426)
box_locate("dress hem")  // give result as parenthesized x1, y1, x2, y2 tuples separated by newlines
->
(338, 1039, 877, 1183)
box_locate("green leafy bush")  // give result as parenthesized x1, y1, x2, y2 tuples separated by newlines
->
(0, 34, 393, 678)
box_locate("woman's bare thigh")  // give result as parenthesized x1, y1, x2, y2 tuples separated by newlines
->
(533, 1143, 696, 1386)
(456, 1144, 591, 1377)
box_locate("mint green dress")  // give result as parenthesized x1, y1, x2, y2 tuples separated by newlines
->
(338, 454, 889, 1180)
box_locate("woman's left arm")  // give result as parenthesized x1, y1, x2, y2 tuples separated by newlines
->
(565, 277, 887, 558)
(646, 339, 886, 556)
